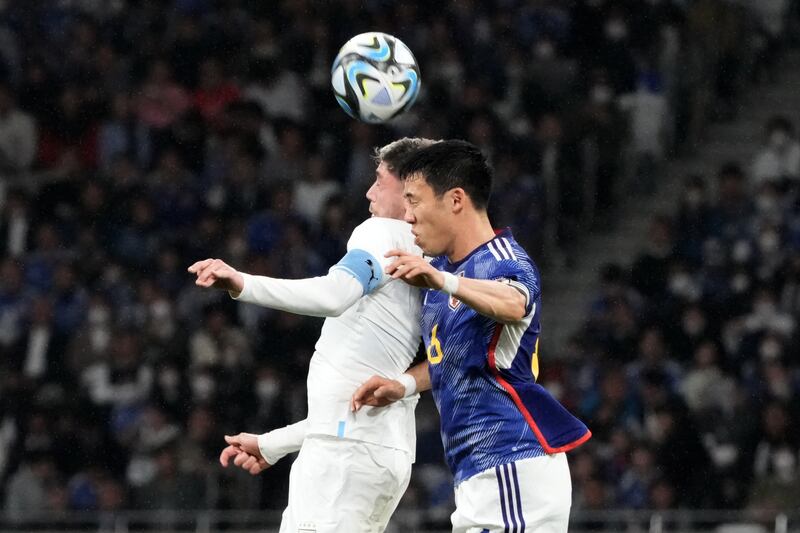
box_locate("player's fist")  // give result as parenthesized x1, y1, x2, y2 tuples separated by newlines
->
(187, 258, 245, 294)
(219, 433, 271, 475)
(220, 445, 270, 475)
(351, 375, 405, 411)
(224, 433, 262, 458)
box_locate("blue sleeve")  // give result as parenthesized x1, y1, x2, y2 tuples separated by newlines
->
(329, 249, 383, 295)
(492, 261, 540, 317)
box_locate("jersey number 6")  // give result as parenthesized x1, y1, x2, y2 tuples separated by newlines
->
(427, 324, 444, 364)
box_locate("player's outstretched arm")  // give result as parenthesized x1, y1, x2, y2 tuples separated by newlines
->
(444, 276, 527, 323)
(188, 258, 365, 318)
(385, 250, 527, 323)
(189, 219, 409, 317)
(351, 361, 431, 411)
(231, 270, 364, 317)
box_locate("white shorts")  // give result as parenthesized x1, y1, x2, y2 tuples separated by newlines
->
(279, 435, 412, 533)
(451, 453, 571, 533)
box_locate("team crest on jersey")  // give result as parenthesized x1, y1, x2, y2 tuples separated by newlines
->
(449, 271, 465, 310)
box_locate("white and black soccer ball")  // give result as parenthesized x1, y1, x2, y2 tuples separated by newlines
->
(331, 32, 420, 123)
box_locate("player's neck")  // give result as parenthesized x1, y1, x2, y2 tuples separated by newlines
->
(447, 212, 496, 263)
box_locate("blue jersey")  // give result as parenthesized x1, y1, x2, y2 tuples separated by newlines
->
(422, 230, 590, 485)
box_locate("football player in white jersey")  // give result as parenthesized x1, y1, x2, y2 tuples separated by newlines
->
(187, 138, 434, 533)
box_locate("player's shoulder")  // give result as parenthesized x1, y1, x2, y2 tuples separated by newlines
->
(349, 217, 421, 257)
(478, 232, 540, 276)
(480, 230, 520, 258)
(481, 232, 532, 263)
(351, 217, 412, 239)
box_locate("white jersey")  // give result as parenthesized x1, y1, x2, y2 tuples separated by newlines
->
(236, 217, 422, 457)
(307, 217, 422, 456)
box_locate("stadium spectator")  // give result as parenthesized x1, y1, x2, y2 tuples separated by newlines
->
(751, 115, 800, 185)
(0, 83, 36, 176)
(747, 402, 800, 510)
(292, 154, 341, 227)
(4, 453, 60, 521)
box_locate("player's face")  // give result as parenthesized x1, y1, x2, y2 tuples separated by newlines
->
(403, 173, 451, 255)
(366, 162, 406, 219)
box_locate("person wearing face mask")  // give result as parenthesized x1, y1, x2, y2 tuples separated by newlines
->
(596, 10, 637, 94)
(743, 288, 795, 338)
(752, 116, 800, 186)
(675, 175, 712, 265)
(746, 402, 800, 511)
(753, 182, 784, 225)
(523, 36, 577, 112)
(530, 112, 584, 267)
(631, 216, 675, 299)
(755, 224, 787, 282)
(188, 138, 435, 533)
(252, 366, 287, 431)
(751, 0, 792, 83)
(709, 163, 753, 243)
(580, 69, 628, 226)
(672, 306, 709, 363)
(618, 68, 667, 195)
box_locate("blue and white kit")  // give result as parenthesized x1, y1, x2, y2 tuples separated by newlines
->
(422, 229, 590, 532)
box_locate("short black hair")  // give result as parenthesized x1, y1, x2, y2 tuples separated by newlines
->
(397, 140, 493, 210)
(372, 137, 437, 174)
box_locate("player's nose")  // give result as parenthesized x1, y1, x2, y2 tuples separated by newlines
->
(365, 182, 377, 201)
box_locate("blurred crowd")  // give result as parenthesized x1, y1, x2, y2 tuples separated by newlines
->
(0, 0, 797, 529)
(561, 123, 800, 525)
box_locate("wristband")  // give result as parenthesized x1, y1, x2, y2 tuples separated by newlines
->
(440, 271, 459, 295)
(397, 373, 417, 398)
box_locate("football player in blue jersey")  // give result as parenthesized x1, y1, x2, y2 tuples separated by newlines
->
(352, 140, 591, 532)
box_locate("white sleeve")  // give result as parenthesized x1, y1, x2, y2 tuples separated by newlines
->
(257, 419, 307, 465)
(231, 269, 363, 317)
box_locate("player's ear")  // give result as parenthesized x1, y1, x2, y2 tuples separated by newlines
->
(449, 187, 466, 214)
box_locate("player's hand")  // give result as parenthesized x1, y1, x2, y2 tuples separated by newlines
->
(188, 258, 245, 294)
(351, 375, 405, 412)
(219, 445, 270, 475)
(219, 433, 271, 475)
(385, 250, 443, 290)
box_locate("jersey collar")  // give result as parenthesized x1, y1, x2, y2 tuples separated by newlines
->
(444, 227, 514, 269)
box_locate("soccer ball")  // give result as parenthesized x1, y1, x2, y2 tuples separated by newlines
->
(331, 32, 420, 123)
